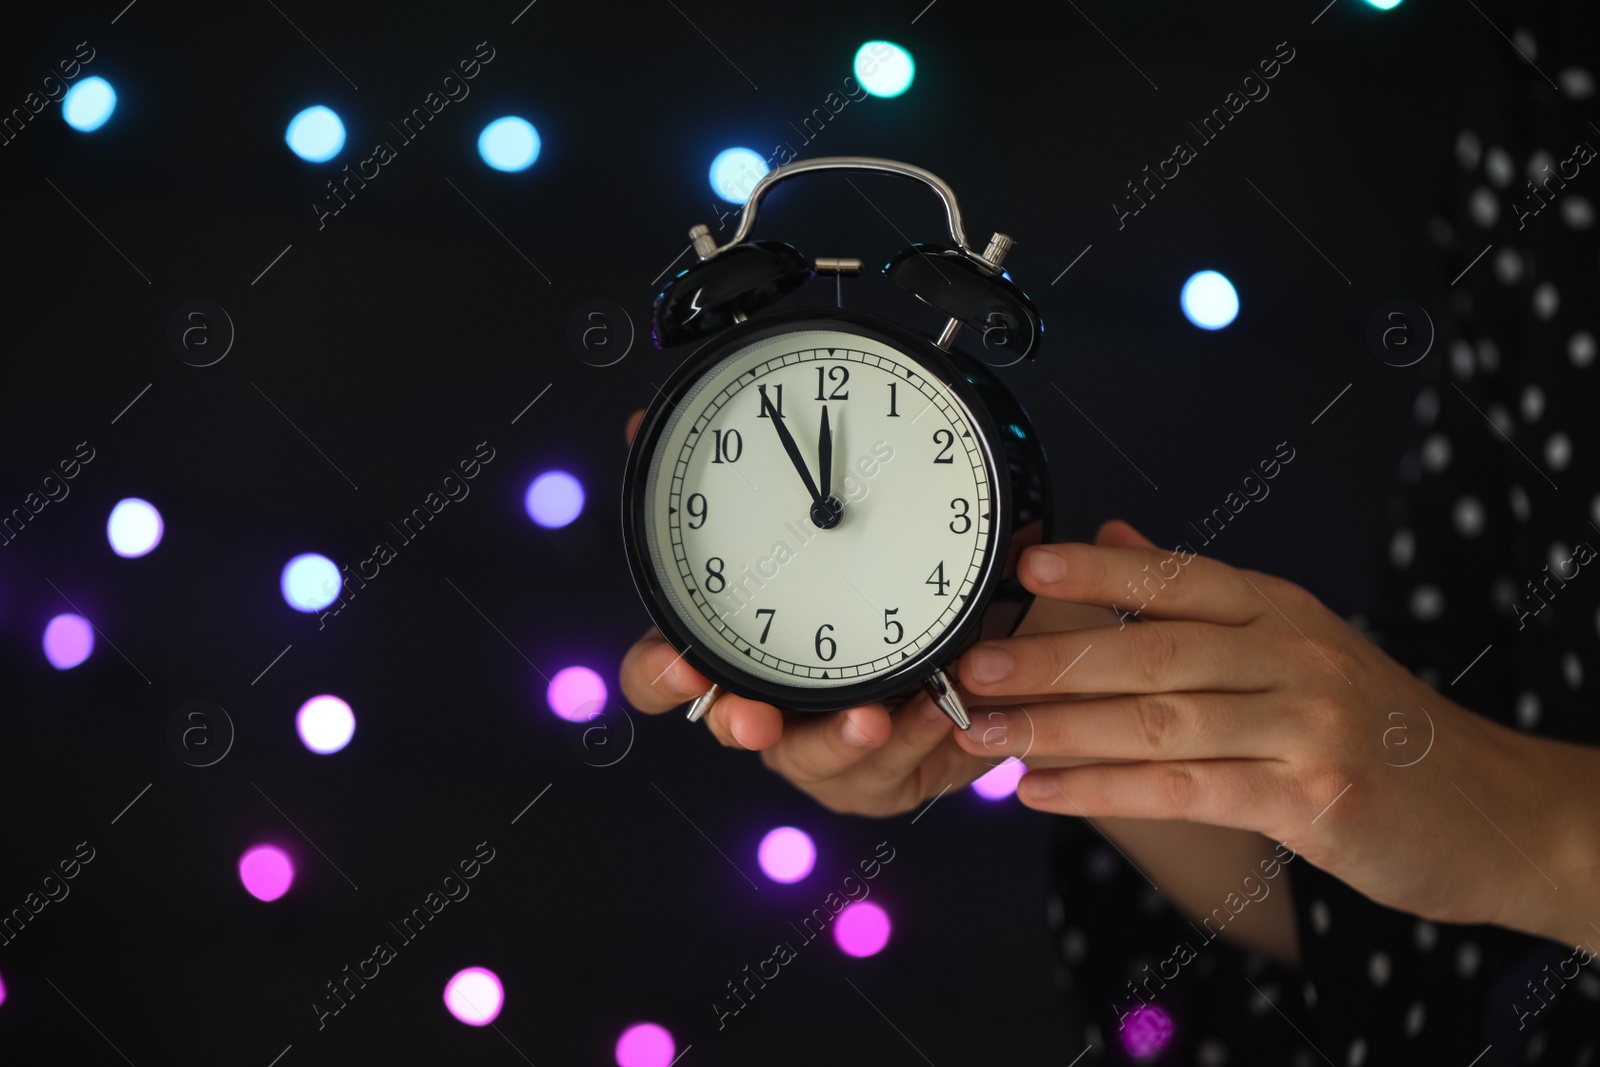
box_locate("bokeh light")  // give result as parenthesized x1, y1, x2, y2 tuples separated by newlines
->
(853, 41, 915, 98)
(1362, 0, 1404, 7)
(296, 695, 356, 755)
(106, 497, 163, 558)
(972, 757, 1027, 800)
(524, 471, 585, 528)
(443, 966, 504, 1026)
(1120, 1003, 1175, 1059)
(834, 901, 891, 957)
(281, 553, 342, 612)
(547, 666, 606, 722)
(285, 105, 346, 162)
(709, 147, 768, 205)
(238, 845, 294, 902)
(478, 116, 541, 172)
(1180, 270, 1239, 330)
(615, 1022, 675, 1067)
(0, 969, 5, 1007)
(62, 76, 117, 132)
(757, 826, 816, 883)
(43, 614, 94, 670)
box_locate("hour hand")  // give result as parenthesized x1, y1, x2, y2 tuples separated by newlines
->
(818, 405, 833, 502)
(759, 385, 822, 503)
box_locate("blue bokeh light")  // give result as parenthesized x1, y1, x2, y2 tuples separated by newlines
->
(285, 106, 346, 163)
(62, 76, 117, 132)
(478, 117, 541, 172)
(709, 147, 769, 205)
(1180, 270, 1240, 330)
(281, 553, 342, 612)
(1362, 0, 1404, 8)
(853, 41, 915, 98)
(525, 471, 585, 529)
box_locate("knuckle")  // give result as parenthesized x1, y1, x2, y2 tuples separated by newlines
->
(1128, 623, 1180, 685)
(1131, 693, 1183, 756)
(1156, 761, 1202, 814)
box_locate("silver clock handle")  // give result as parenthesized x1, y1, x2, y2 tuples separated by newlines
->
(924, 668, 971, 730)
(686, 683, 723, 723)
(710, 156, 980, 260)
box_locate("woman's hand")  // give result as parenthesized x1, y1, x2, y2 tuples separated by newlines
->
(954, 520, 1600, 948)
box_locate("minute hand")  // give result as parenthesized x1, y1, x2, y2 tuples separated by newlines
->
(758, 385, 822, 503)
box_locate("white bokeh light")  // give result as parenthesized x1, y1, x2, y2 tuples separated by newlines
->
(106, 498, 164, 557)
(1180, 270, 1240, 330)
(281, 553, 342, 612)
(296, 695, 356, 755)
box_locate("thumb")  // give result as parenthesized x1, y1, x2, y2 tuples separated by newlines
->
(1095, 519, 1158, 549)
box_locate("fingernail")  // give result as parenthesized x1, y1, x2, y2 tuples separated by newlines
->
(728, 718, 751, 749)
(1027, 548, 1065, 583)
(842, 709, 872, 747)
(966, 647, 1014, 684)
(1017, 773, 1054, 802)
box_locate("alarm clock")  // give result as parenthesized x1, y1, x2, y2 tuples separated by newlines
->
(621, 157, 1051, 729)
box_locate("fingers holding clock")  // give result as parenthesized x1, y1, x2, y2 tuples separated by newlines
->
(759, 704, 894, 786)
(1018, 537, 1265, 626)
(619, 628, 712, 714)
(954, 691, 1289, 763)
(959, 621, 1275, 699)
(703, 692, 784, 751)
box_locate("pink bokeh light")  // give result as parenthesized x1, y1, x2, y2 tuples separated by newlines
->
(443, 966, 504, 1026)
(833, 900, 891, 958)
(757, 826, 816, 883)
(0, 969, 6, 1007)
(43, 613, 94, 669)
(547, 665, 606, 722)
(615, 1022, 675, 1067)
(1120, 1003, 1175, 1060)
(238, 845, 294, 902)
(972, 757, 1027, 800)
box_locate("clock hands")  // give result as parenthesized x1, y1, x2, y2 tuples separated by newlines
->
(756, 384, 842, 529)
(818, 404, 833, 501)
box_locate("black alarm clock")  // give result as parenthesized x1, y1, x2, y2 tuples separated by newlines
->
(621, 157, 1051, 729)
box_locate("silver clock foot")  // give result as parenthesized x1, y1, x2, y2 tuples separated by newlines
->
(686, 684, 723, 723)
(924, 668, 971, 730)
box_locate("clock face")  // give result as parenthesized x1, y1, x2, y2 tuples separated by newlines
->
(640, 326, 998, 692)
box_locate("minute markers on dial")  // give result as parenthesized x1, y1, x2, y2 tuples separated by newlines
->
(653, 339, 994, 686)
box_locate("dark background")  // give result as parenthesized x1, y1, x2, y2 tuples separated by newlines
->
(0, 0, 1483, 1062)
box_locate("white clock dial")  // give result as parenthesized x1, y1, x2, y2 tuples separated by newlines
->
(644, 328, 995, 689)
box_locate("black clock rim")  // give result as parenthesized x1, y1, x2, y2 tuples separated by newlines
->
(620, 308, 1015, 714)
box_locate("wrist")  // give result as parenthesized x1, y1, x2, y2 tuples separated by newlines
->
(1506, 730, 1600, 949)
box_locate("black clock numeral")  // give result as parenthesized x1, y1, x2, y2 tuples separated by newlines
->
(757, 383, 784, 419)
(687, 493, 708, 529)
(755, 608, 776, 643)
(711, 428, 743, 463)
(883, 607, 903, 644)
(815, 365, 850, 400)
(704, 556, 726, 593)
(926, 561, 950, 596)
(886, 382, 900, 417)
(932, 428, 955, 463)
(814, 623, 837, 661)
(949, 497, 971, 534)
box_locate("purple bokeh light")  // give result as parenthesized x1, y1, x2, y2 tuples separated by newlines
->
(615, 1022, 675, 1067)
(525, 471, 585, 529)
(443, 966, 504, 1026)
(43, 613, 94, 669)
(833, 901, 891, 958)
(238, 845, 294, 902)
(972, 757, 1027, 800)
(757, 826, 816, 884)
(547, 666, 606, 722)
(0, 969, 6, 1007)
(1120, 1004, 1175, 1059)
